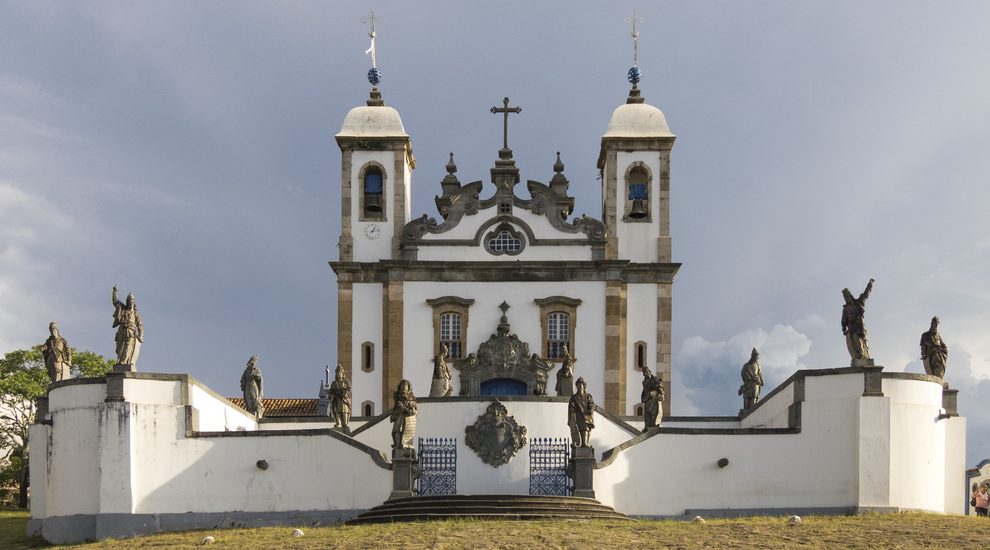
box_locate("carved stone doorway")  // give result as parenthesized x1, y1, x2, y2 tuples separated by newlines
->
(452, 303, 554, 397)
(480, 378, 528, 396)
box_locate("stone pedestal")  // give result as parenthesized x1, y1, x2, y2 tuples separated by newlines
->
(862, 365, 885, 397)
(390, 448, 418, 499)
(112, 363, 135, 373)
(942, 387, 959, 416)
(105, 372, 126, 402)
(569, 446, 596, 499)
(34, 396, 49, 424)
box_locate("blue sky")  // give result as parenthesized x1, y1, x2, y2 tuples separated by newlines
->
(2, 2, 989, 465)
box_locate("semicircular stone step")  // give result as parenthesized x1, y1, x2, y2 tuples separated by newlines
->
(349, 494, 632, 524)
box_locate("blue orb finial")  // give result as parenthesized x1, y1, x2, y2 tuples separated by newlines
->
(627, 66, 641, 85)
(368, 67, 382, 86)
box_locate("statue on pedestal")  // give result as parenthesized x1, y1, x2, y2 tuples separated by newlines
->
(41, 322, 72, 383)
(738, 348, 764, 411)
(390, 379, 417, 449)
(429, 344, 453, 397)
(568, 377, 595, 447)
(555, 344, 575, 397)
(640, 366, 664, 428)
(841, 278, 874, 365)
(111, 285, 143, 371)
(329, 363, 352, 432)
(920, 316, 948, 379)
(240, 355, 264, 419)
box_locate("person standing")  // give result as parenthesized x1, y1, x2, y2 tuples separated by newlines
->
(975, 484, 989, 517)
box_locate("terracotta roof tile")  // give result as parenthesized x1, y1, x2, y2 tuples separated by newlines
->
(228, 398, 321, 417)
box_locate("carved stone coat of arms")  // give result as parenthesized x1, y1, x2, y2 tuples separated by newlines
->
(464, 400, 528, 467)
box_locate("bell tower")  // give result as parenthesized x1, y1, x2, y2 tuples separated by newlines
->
(596, 12, 677, 415)
(334, 12, 415, 263)
(333, 11, 415, 411)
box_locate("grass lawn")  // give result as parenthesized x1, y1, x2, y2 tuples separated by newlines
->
(3, 509, 987, 549)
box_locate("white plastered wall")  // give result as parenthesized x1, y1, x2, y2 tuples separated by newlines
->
(351, 282, 384, 411)
(625, 283, 658, 414)
(883, 378, 948, 510)
(39, 384, 107, 517)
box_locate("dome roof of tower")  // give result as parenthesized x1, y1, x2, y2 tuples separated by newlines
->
(603, 102, 674, 138)
(337, 105, 408, 137)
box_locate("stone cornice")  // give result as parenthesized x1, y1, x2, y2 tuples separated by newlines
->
(330, 260, 680, 283)
(426, 296, 476, 307)
(596, 136, 675, 169)
(534, 296, 584, 308)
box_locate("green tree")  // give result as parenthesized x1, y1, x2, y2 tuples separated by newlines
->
(72, 350, 116, 378)
(0, 346, 113, 507)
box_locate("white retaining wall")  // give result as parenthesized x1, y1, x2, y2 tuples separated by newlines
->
(30, 367, 966, 543)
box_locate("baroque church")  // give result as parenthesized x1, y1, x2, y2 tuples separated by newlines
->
(27, 23, 967, 544)
(333, 70, 676, 419)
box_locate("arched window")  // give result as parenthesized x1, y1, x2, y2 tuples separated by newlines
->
(440, 312, 463, 359)
(361, 165, 385, 220)
(361, 342, 374, 372)
(361, 400, 374, 417)
(624, 164, 651, 221)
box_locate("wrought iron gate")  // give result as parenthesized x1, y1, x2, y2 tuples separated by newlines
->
(529, 437, 571, 496)
(417, 437, 457, 496)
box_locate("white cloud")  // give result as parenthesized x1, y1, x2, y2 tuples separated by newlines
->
(674, 324, 812, 415)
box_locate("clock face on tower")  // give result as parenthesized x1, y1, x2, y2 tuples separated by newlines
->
(363, 224, 381, 240)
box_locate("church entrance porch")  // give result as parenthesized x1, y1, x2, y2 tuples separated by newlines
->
(480, 378, 528, 396)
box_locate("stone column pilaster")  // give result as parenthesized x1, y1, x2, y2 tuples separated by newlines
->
(337, 281, 353, 382)
(382, 281, 404, 408)
(604, 281, 627, 415)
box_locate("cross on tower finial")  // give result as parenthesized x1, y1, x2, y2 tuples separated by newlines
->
(625, 9, 645, 67)
(362, 10, 382, 68)
(490, 97, 522, 154)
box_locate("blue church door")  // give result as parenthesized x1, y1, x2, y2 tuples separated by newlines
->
(480, 378, 528, 396)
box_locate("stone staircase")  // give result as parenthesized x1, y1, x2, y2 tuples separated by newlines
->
(348, 494, 632, 524)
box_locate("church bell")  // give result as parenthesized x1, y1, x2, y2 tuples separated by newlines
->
(629, 198, 648, 219)
(365, 193, 383, 213)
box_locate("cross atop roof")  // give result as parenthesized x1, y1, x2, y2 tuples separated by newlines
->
(491, 97, 522, 154)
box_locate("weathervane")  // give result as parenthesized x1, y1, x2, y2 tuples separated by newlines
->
(490, 97, 522, 153)
(625, 9, 645, 68)
(623, 9, 645, 100)
(362, 9, 383, 87)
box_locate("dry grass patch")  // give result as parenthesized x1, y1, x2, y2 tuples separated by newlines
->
(6, 511, 989, 549)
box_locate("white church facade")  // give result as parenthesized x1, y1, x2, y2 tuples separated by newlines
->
(27, 71, 967, 543)
(333, 83, 675, 418)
